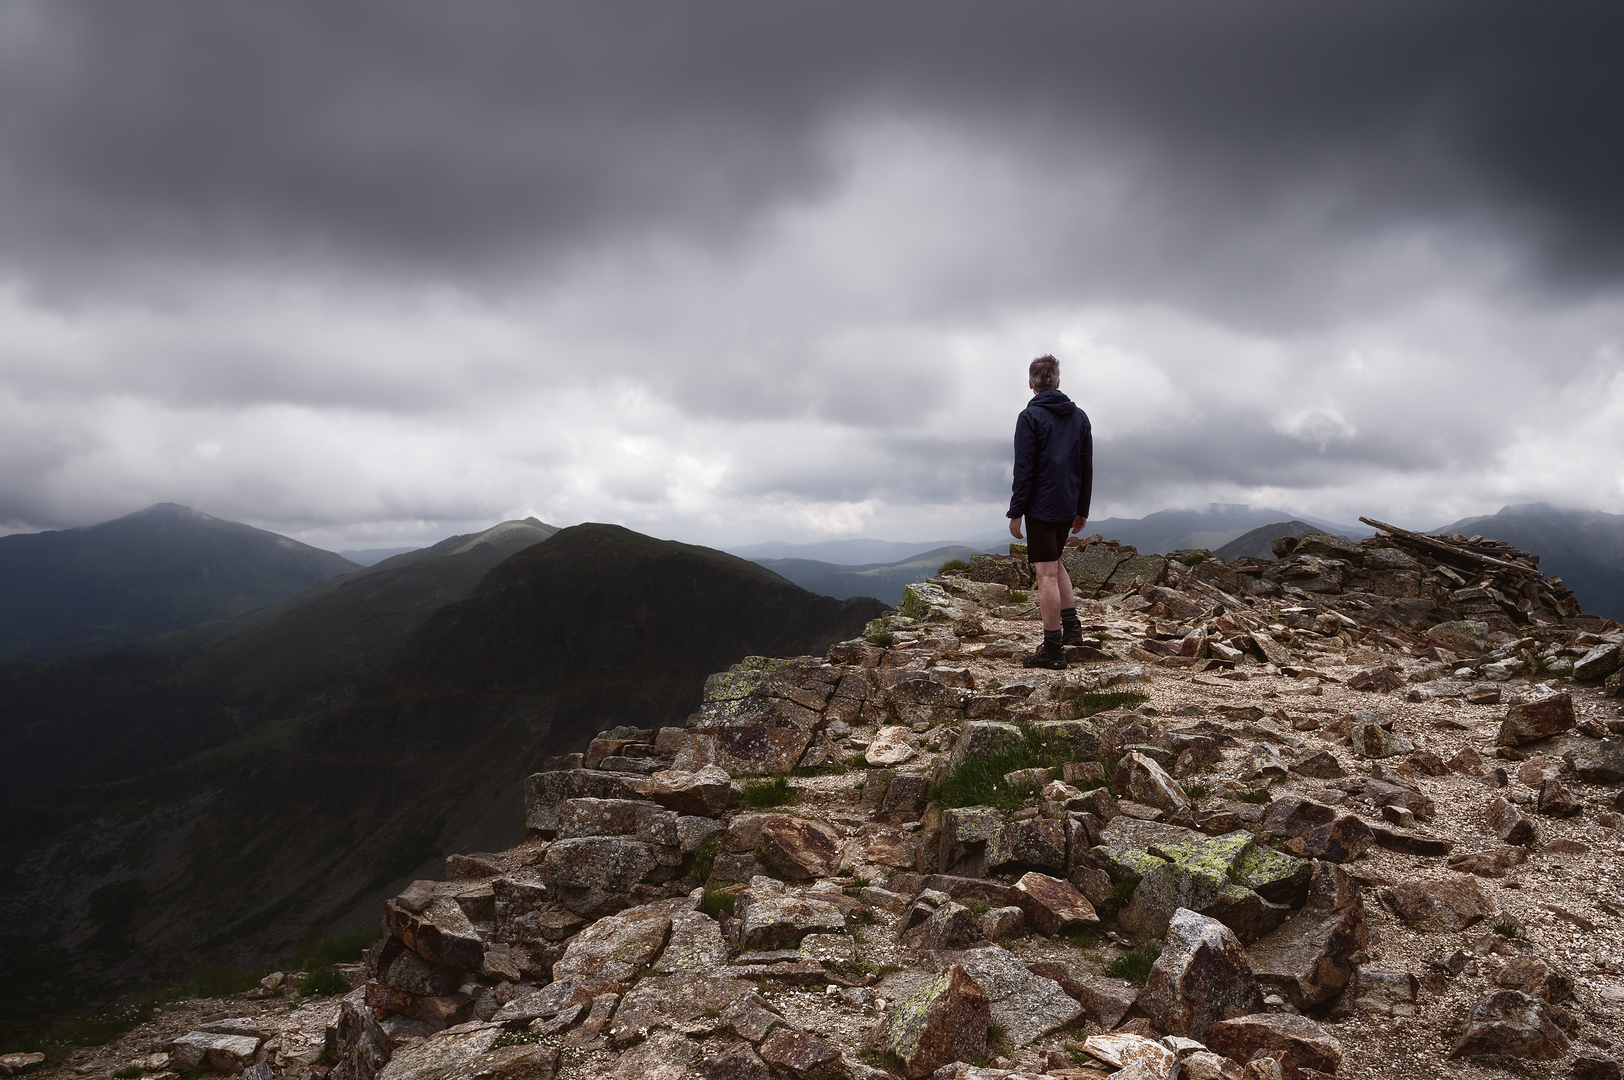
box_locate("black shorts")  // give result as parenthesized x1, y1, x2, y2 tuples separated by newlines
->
(1024, 517, 1072, 563)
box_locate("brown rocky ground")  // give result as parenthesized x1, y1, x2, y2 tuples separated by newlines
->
(19, 529, 1624, 1080)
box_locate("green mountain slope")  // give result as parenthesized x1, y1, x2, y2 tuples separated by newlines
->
(0, 524, 883, 1019)
(1433, 504, 1624, 620)
(0, 504, 361, 659)
(0, 518, 558, 841)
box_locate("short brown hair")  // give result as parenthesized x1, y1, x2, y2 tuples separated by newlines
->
(1029, 354, 1060, 392)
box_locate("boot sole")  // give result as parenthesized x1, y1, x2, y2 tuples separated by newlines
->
(1022, 655, 1067, 670)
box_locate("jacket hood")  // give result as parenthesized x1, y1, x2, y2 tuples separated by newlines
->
(1029, 389, 1075, 416)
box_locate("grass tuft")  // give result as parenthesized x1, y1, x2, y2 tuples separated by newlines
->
(295, 969, 349, 998)
(1492, 919, 1521, 939)
(1055, 688, 1149, 720)
(738, 775, 797, 809)
(685, 837, 721, 883)
(1234, 789, 1271, 805)
(866, 631, 895, 648)
(939, 559, 971, 575)
(1010, 591, 1028, 603)
(927, 726, 1080, 811)
(1104, 945, 1161, 983)
(702, 885, 739, 918)
(294, 926, 382, 972)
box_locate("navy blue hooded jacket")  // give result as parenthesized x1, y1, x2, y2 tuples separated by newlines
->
(1007, 389, 1093, 523)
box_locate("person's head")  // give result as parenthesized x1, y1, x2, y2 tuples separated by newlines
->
(1028, 354, 1060, 392)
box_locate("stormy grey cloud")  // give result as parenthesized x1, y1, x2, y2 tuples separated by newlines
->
(1, 2, 1621, 548)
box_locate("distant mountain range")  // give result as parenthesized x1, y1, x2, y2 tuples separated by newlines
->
(751, 545, 990, 605)
(0, 504, 360, 659)
(339, 546, 421, 566)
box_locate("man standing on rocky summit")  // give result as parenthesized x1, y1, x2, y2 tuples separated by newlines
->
(1008, 354, 1093, 670)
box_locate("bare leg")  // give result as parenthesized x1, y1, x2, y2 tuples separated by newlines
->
(1033, 559, 1075, 632)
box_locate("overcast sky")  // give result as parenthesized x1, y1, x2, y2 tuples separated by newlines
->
(2, 2, 1622, 551)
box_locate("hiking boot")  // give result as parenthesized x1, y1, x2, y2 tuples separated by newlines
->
(1061, 624, 1087, 647)
(1022, 639, 1067, 670)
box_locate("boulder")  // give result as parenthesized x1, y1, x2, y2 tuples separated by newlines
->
(1565, 740, 1624, 785)
(653, 911, 729, 974)
(1102, 821, 1308, 942)
(1349, 723, 1415, 758)
(607, 1030, 699, 1080)
(1447, 846, 1530, 878)
(607, 974, 755, 1048)
(552, 905, 673, 984)
(170, 1033, 261, 1072)
(1497, 693, 1576, 747)
(1024, 962, 1138, 1029)
(1204, 1014, 1342, 1075)
(645, 767, 732, 817)
(957, 945, 1082, 1046)
(328, 987, 393, 1080)
(1140, 907, 1264, 1039)
(544, 837, 664, 907)
(1538, 780, 1584, 817)
(1495, 956, 1574, 1003)
(1246, 888, 1366, 1007)
(526, 769, 652, 835)
(757, 1030, 844, 1080)
(738, 893, 846, 950)
(755, 816, 842, 881)
(376, 1023, 559, 1080)
(1288, 750, 1345, 779)
(939, 805, 1006, 878)
(1012, 872, 1099, 936)
(1081, 1032, 1178, 1079)
(900, 900, 978, 951)
(1574, 643, 1622, 681)
(947, 722, 1024, 772)
(979, 906, 1025, 942)
(1261, 796, 1373, 863)
(1114, 751, 1190, 812)
(1427, 620, 1489, 655)
(985, 817, 1067, 874)
(866, 726, 919, 766)
(1487, 797, 1538, 846)
(867, 964, 990, 1079)
(1450, 990, 1574, 1060)
(383, 896, 485, 972)
(1384, 877, 1492, 931)
(363, 984, 470, 1028)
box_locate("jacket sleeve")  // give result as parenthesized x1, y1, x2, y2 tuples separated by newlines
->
(1008, 411, 1036, 519)
(1076, 412, 1094, 519)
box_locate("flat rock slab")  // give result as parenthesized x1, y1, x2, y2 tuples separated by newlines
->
(170, 1033, 261, 1072)
(552, 905, 673, 984)
(866, 725, 920, 765)
(739, 893, 847, 950)
(1204, 1014, 1342, 1074)
(958, 945, 1082, 1047)
(1013, 872, 1099, 936)
(1246, 899, 1367, 1009)
(1385, 876, 1491, 932)
(607, 974, 755, 1047)
(653, 911, 729, 974)
(1497, 693, 1575, 747)
(644, 766, 732, 817)
(1451, 990, 1574, 1060)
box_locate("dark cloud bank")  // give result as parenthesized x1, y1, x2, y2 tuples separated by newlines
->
(0, 1, 1621, 544)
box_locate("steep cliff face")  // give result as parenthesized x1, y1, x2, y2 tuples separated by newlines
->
(0, 524, 883, 1018)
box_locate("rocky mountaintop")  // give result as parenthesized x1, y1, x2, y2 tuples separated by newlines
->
(17, 520, 1624, 1080)
(0, 504, 361, 660)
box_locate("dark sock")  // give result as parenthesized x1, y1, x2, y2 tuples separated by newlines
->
(1044, 628, 1063, 649)
(1060, 607, 1081, 629)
